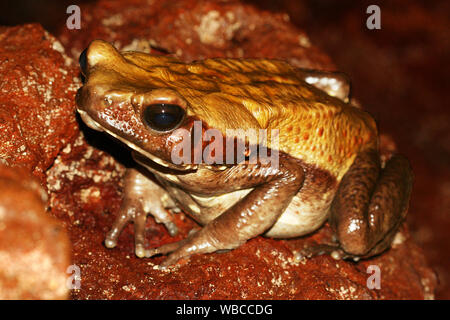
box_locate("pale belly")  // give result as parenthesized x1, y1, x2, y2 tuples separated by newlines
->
(265, 189, 334, 238)
(154, 171, 335, 239)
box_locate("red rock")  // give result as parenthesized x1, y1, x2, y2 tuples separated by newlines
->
(57, 0, 333, 69)
(0, 164, 71, 299)
(0, 24, 79, 182)
(0, 23, 78, 299)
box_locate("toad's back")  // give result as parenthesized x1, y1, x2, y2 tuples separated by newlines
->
(120, 54, 378, 179)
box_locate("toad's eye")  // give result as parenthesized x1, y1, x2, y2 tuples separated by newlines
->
(79, 48, 88, 76)
(142, 103, 185, 132)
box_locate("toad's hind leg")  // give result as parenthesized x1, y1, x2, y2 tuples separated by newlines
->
(329, 149, 413, 258)
(104, 168, 179, 257)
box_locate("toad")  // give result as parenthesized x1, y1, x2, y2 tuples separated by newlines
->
(76, 40, 413, 267)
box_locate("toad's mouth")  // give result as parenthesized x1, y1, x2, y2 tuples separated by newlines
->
(77, 109, 197, 172)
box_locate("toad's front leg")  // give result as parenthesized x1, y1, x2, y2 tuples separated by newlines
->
(146, 155, 305, 267)
(105, 168, 179, 257)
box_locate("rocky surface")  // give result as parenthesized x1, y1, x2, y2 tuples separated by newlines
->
(0, 0, 441, 299)
(57, 0, 333, 69)
(0, 24, 79, 181)
(0, 23, 76, 299)
(0, 164, 71, 299)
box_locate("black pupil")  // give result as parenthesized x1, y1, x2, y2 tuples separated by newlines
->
(143, 104, 185, 132)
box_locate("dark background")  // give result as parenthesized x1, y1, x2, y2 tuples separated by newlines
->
(1, 0, 448, 299)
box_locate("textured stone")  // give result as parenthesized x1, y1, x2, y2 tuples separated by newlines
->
(0, 23, 78, 299)
(0, 24, 79, 182)
(57, 0, 333, 69)
(0, 164, 71, 299)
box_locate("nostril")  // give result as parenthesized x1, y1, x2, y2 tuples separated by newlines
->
(75, 88, 82, 106)
(75, 86, 92, 110)
(79, 47, 88, 76)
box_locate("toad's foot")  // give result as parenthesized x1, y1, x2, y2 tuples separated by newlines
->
(296, 243, 351, 261)
(104, 168, 179, 257)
